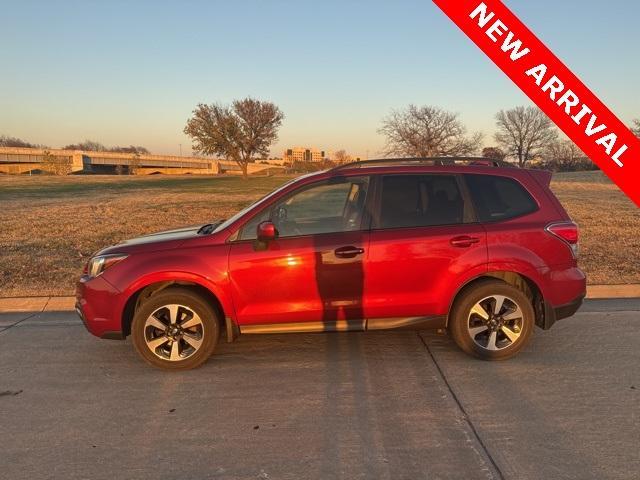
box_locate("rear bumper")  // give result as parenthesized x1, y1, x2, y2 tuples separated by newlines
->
(542, 293, 585, 330)
(535, 264, 586, 330)
(541, 265, 586, 305)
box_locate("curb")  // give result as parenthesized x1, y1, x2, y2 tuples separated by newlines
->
(0, 296, 75, 313)
(585, 284, 640, 299)
(1, 284, 639, 313)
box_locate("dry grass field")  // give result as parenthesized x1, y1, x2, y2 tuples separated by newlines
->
(549, 171, 640, 285)
(0, 171, 638, 297)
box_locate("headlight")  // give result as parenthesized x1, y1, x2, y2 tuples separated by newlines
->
(86, 254, 128, 278)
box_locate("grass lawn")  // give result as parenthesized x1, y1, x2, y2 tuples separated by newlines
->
(0, 171, 638, 297)
(549, 171, 639, 285)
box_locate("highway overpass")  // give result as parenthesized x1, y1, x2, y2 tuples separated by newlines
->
(0, 147, 219, 175)
(0, 147, 285, 175)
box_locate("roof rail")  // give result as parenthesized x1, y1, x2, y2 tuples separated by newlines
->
(330, 156, 515, 171)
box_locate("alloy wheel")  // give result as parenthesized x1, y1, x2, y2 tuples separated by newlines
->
(144, 304, 204, 361)
(467, 295, 524, 351)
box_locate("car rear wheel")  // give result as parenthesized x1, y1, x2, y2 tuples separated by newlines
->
(131, 288, 220, 370)
(449, 280, 534, 360)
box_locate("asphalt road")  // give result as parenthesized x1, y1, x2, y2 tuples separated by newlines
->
(1, 299, 638, 480)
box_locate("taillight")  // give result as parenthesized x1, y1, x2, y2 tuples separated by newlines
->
(546, 222, 579, 257)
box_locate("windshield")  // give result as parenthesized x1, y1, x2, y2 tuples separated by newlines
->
(212, 176, 307, 234)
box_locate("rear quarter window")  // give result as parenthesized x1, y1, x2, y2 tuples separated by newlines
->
(464, 174, 538, 222)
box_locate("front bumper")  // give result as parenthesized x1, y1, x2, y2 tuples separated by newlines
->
(76, 275, 124, 339)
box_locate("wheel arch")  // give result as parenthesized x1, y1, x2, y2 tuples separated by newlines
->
(447, 271, 546, 329)
(121, 277, 236, 341)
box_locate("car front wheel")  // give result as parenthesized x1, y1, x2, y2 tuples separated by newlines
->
(131, 287, 220, 370)
(449, 280, 534, 360)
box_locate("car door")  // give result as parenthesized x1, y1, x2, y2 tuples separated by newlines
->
(365, 173, 488, 320)
(228, 176, 371, 327)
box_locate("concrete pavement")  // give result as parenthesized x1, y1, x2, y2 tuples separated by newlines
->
(0, 300, 638, 479)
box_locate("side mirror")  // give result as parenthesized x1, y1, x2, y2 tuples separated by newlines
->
(257, 221, 278, 242)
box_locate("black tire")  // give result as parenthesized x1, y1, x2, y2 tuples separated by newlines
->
(449, 280, 534, 360)
(131, 287, 220, 370)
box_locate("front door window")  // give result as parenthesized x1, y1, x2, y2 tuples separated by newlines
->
(239, 177, 370, 240)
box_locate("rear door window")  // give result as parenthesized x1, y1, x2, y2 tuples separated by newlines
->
(375, 174, 470, 229)
(464, 174, 538, 222)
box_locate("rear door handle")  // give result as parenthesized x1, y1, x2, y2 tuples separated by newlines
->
(450, 236, 480, 248)
(334, 246, 365, 258)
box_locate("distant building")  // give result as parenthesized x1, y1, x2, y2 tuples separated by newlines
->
(283, 147, 325, 163)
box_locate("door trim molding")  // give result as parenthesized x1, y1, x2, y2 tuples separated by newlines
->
(239, 316, 446, 335)
(366, 315, 446, 330)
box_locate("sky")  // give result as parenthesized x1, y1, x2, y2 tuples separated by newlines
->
(0, 0, 638, 158)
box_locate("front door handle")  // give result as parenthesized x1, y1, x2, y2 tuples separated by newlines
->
(450, 236, 480, 248)
(334, 246, 365, 258)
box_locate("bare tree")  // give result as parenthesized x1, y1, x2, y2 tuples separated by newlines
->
(129, 152, 141, 175)
(184, 98, 284, 178)
(110, 145, 150, 154)
(494, 106, 558, 167)
(333, 149, 352, 164)
(481, 146, 506, 161)
(0, 135, 45, 148)
(64, 140, 107, 151)
(543, 139, 594, 172)
(378, 105, 482, 158)
(632, 119, 640, 138)
(64, 140, 149, 154)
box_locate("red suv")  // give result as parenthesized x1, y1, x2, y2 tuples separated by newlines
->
(76, 158, 586, 369)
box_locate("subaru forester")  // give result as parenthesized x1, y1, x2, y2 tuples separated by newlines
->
(76, 158, 586, 370)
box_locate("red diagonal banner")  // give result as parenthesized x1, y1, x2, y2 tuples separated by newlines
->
(432, 0, 640, 207)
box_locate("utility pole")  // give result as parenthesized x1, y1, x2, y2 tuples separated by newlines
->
(179, 144, 182, 157)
